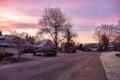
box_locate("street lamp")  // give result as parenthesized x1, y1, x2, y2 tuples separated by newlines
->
(97, 27, 101, 55)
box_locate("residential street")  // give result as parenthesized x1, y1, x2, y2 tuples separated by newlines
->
(0, 52, 107, 80)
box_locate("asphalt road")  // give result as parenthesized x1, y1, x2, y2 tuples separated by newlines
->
(0, 52, 107, 80)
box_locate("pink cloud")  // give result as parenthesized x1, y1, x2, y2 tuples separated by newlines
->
(0, 26, 11, 32)
(0, 23, 14, 33)
(13, 23, 40, 29)
(0, 0, 9, 5)
(0, 21, 41, 35)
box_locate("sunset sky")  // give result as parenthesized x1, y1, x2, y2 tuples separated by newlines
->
(0, 0, 120, 43)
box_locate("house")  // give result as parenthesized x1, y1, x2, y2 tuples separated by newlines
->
(0, 35, 18, 47)
(33, 39, 57, 56)
(84, 43, 99, 51)
(115, 42, 120, 51)
(34, 39, 55, 51)
(0, 35, 32, 54)
(0, 35, 30, 47)
(0, 35, 4, 43)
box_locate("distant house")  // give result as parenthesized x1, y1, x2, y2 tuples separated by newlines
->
(108, 42, 115, 51)
(115, 42, 120, 51)
(34, 39, 55, 51)
(83, 42, 117, 51)
(84, 43, 99, 51)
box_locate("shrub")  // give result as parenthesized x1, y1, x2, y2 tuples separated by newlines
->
(116, 53, 120, 57)
(23, 48, 34, 53)
(0, 51, 13, 60)
(0, 52, 5, 60)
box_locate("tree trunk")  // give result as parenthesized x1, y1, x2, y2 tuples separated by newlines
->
(54, 28, 58, 54)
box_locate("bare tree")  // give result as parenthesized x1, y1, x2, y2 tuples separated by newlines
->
(25, 35, 35, 44)
(34, 34, 42, 42)
(94, 24, 116, 51)
(114, 34, 120, 42)
(101, 33, 109, 51)
(114, 17, 120, 42)
(38, 7, 71, 53)
(114, 34, 120, 51)
(10, 30, 29, 39)
(113, 18, 120, 51)
(60, 24, 77, 53)
(64, 24, 77, 43)
(12, 36, 24, 60)
(94, 24, 116, 42)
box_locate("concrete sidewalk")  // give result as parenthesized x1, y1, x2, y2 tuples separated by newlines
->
(100, 52, 120, 80)
(77, 53, 107, 80)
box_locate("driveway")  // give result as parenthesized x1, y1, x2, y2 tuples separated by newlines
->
(0, 52, 107, 80)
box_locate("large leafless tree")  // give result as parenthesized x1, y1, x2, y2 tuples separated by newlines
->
(10, 30, 29, 39)
(94, 24, 116, 50)
(113, 18, 120, 50)
(114, 17, 120, 42)
(38, 7, 72, 53)
(11, 36, 24, 60)
(94, 24, 116, 42)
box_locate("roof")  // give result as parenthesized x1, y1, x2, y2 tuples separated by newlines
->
(0, 35, 31, 47)
(5, 35, 20, 40)
(0, 35, 5, 39)
(0, 35, 21, 40)
(0, 43, 11, 46)
(35, 39, 54, 48)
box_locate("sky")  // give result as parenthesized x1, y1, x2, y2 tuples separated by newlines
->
(0, 0, 120, 43)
